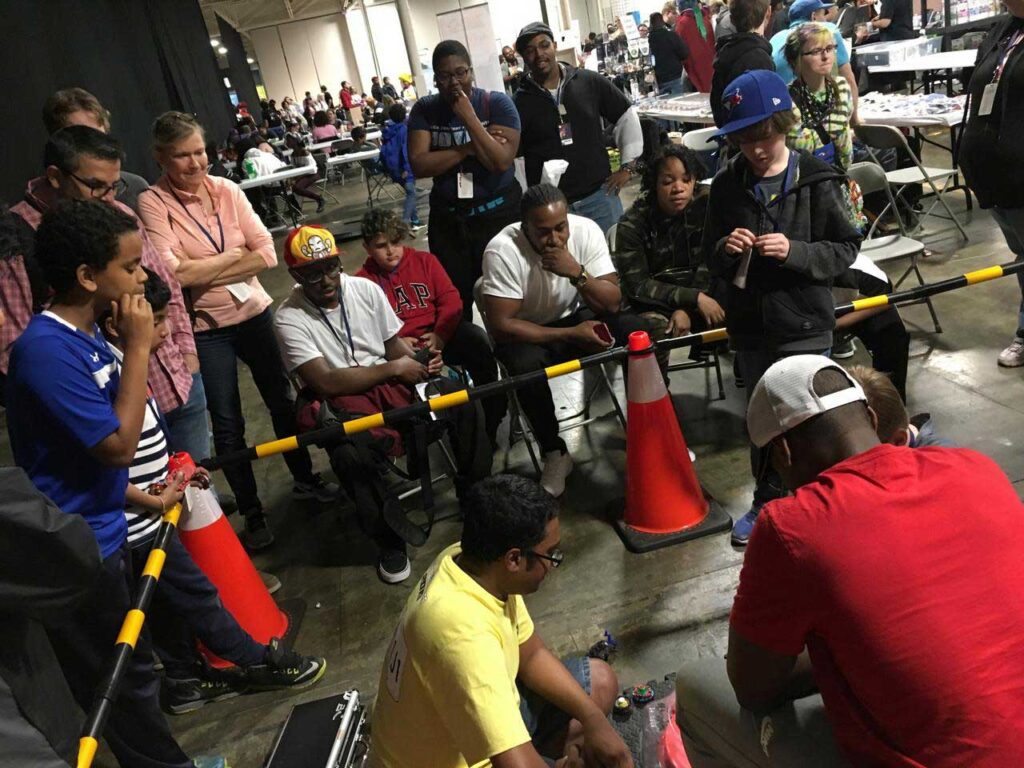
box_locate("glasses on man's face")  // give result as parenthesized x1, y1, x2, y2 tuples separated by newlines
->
(527, 548, 564, 569)
(297, 260, 341, 284)
(68, 171, 127, 199)
(802, 44, 838, 58)
(436, 67, 471, 84)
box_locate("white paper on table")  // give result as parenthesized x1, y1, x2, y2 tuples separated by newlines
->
(541, 159, 569, 188)
(224, 282, 253, 304)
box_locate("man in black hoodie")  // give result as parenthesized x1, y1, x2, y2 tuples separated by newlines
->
(649, 11, 690, 96)
(711, 0, 776, 126)
(704, 70, 860, 545)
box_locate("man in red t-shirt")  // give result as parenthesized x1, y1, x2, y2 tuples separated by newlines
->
(676, 355, 1024, 767)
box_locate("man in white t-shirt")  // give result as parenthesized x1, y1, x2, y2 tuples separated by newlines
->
(481, 184, 644, 497)
(273, 226, 492, 584)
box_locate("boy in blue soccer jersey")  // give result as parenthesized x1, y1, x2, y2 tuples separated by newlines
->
(5, 199, 198, 768)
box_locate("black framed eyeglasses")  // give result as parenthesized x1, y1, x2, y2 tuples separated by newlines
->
(527, 548, 564, 568)
(802, 44, 838, 58)
(67, 171, 128, 199)
(436, 67, 472, 84)
(295, 260, 341, 284)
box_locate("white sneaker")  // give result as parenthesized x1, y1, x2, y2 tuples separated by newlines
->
(540, 450, 574, 497)
(998, 337, 1024, 367)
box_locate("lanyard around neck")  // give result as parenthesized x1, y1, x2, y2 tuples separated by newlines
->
(315, 283, 359, 367)
(167, 184, 225, 254)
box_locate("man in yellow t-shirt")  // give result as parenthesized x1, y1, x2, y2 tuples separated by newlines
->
(370, 474, 632, 768)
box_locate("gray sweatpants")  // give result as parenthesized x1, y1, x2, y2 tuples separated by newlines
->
(674, 659, 851, 768)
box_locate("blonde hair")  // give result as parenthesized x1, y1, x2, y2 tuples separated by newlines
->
(847, 365, 908, 444)
(151, 111, 205, 152)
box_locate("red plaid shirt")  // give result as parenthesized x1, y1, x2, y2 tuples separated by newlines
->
(9, 178, 197, 413)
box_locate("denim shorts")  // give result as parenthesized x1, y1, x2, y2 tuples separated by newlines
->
(518, 656, 592, 748)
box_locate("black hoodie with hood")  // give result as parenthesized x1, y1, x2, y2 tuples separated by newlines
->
(710, 33, 775, 127)
(704, 149, 861, 353)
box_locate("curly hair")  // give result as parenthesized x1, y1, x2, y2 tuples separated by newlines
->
(361, 208, 410, 242)
(641, 144, 707, 198)
(142, 266, 171, 312)
(460, 475, 558, 562)
(35, 200, 139, 296)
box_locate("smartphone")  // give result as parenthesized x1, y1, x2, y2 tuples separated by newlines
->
(594, 322, 613, 345)
(413, 346, 432, 365)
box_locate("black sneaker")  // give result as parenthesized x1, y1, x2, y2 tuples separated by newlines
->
(378, 549, 411, 584)
(240, 512, 274, 552)
(382, 498, 427, 547)
(162, 672, 245, 715)
(246, 638, 327, 691)
(832, 334, 857, 360)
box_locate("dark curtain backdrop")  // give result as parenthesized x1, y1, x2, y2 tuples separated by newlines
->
(0, 0, 233, 204)
(217, 13, 263, 125)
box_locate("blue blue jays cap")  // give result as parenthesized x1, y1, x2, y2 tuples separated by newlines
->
(715, 69, 794, 137)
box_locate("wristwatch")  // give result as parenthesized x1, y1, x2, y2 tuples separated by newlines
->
(570, 266, 590, 288)
(621, 162, 636, 177)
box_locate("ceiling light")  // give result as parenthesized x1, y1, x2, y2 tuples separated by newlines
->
(218, 46, 228, 54)
(247, 57, 255, 64)
(223, 77, 232, 88)
(210, 39, 220, 47)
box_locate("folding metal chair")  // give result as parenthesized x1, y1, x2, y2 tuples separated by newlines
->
(853, 123, 968, 242)
(847, 161, 941, 333)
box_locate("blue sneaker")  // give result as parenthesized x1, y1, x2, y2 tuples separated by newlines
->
(731, 506, 761, 547)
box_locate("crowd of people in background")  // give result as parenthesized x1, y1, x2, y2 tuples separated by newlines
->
(3, 0, 1024, 765)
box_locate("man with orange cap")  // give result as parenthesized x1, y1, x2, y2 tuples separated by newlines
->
(272, 226, 492, 584)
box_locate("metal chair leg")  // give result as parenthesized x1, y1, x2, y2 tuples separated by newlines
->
(601, 364, 627, 428)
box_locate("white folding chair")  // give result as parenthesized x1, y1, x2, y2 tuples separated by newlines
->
(681, 126, 720, 152)
(847, 161, 941, 333)
(853, 123, 968, 242)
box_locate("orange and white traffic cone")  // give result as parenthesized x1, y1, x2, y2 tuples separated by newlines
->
(614, 331, 731, 552)
(178, 486, 291, 667)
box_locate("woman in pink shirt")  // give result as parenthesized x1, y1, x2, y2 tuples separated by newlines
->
(310, 111, 340, 153)
(138, 111, 337, 550)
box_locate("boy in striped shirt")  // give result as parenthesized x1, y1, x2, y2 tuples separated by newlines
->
(103, 267, 328, 714)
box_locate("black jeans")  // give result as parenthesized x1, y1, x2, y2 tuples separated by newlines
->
(47, 546, 192, 768)
(442, 320, 506, 442)
(494, 307, 645, 454)
(428, 188, 522, 321)
(196, 308, 315, 515)
(850, 306, 910, 402)
(327, 378, 492, 553)
(129, 531, 266, 679)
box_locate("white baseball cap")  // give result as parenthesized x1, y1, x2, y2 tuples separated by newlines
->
(747, 356, 867, 448)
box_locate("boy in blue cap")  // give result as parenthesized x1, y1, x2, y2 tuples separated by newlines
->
(703, 70, 861, 544)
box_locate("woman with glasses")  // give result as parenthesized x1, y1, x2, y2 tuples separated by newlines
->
(407, 39, 522, 320)
(138, 111, 337, 552)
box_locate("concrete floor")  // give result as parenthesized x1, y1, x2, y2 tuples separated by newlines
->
(11, 134, 1024, 765)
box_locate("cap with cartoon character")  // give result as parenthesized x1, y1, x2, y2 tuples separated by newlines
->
(283, 225, 339, 269)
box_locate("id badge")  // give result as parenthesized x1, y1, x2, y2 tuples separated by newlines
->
(978, 82, 997, 116)
(457, 171, 473, 199)
(559, 122, 574, 146)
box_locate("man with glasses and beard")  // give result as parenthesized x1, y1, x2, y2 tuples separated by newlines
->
(272, 226, 491, 585)
(370, 474, 632, 768)
(408, 40, 522, 321)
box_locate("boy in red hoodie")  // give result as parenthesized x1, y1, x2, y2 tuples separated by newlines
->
(357, 209, 505, 443)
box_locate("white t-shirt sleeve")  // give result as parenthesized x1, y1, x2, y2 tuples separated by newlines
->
(575, 217, 617, 278)
(273, 305, 324, 372)
(481, 237, 525, 301)
(363, 278, 403, 341)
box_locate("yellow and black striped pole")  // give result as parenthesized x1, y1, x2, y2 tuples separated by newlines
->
(78, 503, 182, 768)
(200, 260, 1023, 472)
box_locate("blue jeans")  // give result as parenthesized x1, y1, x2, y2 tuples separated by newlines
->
(195, 308, 315, 514)
(991, 207, 1024, 335)
(659, 78, 686, 97)
(568, 186, 624, 235)
(163, 372, 211, 461)
(402, 176, 420, 224)
(519, 656, 592, 752)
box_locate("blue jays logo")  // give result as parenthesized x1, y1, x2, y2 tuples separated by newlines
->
(724, 89, 743, 113)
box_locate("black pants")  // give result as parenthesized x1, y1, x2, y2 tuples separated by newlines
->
(47, 546, 191, 768)
(442, 320, 506, 443)
(494, 307, 645, 454)
(428, 189, 521, 321)
(850, 306, 910, 402)
(327, 379, 492, 553)
(196, 308, 316, 515)
(129, 531, 266, 679)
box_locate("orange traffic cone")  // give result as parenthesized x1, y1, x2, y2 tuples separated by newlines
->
(614, 331, 731, 552)
(178, 486, 291, 667)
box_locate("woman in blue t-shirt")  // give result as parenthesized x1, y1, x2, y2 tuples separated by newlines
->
(408, 40, 522, 319)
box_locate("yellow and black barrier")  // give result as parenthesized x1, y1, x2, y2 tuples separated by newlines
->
(201, 259, 1024, 472)
(78, 503, 182, 768)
